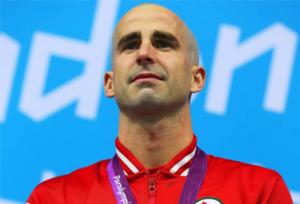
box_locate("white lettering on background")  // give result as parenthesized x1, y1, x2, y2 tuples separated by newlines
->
(205, 23, 298, 115)
(19, 0, 119, 121)
(0, 34, 20, 122)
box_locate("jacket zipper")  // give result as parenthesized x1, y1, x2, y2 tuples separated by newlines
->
(148, 173, 158, 204)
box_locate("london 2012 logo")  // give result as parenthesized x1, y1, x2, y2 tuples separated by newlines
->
(195, 197, 223, 204)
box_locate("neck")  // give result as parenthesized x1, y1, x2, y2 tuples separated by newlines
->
(118, 104, 194, 169)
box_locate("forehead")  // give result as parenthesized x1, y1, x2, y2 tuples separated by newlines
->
(115, 5, 185, 40)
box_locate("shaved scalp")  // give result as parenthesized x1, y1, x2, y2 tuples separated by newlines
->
(112, 3, 199, 66)
(184, 26, 199, 66)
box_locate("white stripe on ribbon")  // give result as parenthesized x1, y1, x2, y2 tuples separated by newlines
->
(170, 148, 196, 174)
(116, 149, 139, 174)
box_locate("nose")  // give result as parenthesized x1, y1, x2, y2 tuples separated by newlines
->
(136, 41, 155, 66)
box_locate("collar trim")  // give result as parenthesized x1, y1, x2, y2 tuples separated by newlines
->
(116, 149, 139, 174)
(169, 147, 196, 174)
(115, 136, 197, 177)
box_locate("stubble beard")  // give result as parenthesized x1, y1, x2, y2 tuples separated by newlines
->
(117, 87, 188, 121)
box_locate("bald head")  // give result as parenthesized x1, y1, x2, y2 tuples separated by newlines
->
(112, 3, 199, 66)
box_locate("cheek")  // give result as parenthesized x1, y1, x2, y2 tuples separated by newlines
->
(157, 53, 190, 78)
(112, 54, 136, 84)
(113, 70, 127, 90)
(117, 53, 137, 67)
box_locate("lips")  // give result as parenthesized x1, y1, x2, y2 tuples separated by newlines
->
(131, 72, 163, 83)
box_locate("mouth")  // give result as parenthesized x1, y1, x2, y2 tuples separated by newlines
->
(131, 72, 163, 83)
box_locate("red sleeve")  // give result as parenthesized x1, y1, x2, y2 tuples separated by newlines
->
(261, 173, 293, 204)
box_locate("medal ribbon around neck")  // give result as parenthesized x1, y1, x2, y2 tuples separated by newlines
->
(107, 147, 207, 204)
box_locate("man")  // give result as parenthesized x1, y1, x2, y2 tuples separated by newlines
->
(27, 3, 292, 204)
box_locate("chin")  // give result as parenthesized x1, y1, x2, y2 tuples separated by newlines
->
(128, 97, 165, 115)
(137, 93, 163, 105)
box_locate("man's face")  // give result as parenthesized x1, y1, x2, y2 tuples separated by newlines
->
(105, 5, 201, 114)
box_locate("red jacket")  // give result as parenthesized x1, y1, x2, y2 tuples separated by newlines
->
(27, 137, 292, 204)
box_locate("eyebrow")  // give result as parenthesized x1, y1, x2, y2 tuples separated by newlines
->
(116, 30, 180, 51)
(117, 31, 141, 51)
(152, 30, 180, 48)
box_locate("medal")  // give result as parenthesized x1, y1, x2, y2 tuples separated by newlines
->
(107, 147, 207, 204)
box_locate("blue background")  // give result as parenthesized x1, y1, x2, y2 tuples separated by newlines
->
(0, 0, 299, 203)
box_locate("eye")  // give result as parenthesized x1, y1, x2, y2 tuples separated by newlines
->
(122, 40, 140, 52)
(152, 39, 173, 50)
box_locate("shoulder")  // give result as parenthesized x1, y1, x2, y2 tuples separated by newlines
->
(207, 154, 282, 180)
(27, 159, 110, 203)
(38, 159, 110, 188)
(205, 155, 292, 203)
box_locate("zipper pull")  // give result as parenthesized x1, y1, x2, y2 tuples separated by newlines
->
(149, 176, 156, 193)
(148, 173, 158, 204)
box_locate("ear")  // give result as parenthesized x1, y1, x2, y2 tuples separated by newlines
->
(104, 71, 115, 98)
(190, 65, 206, 93)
